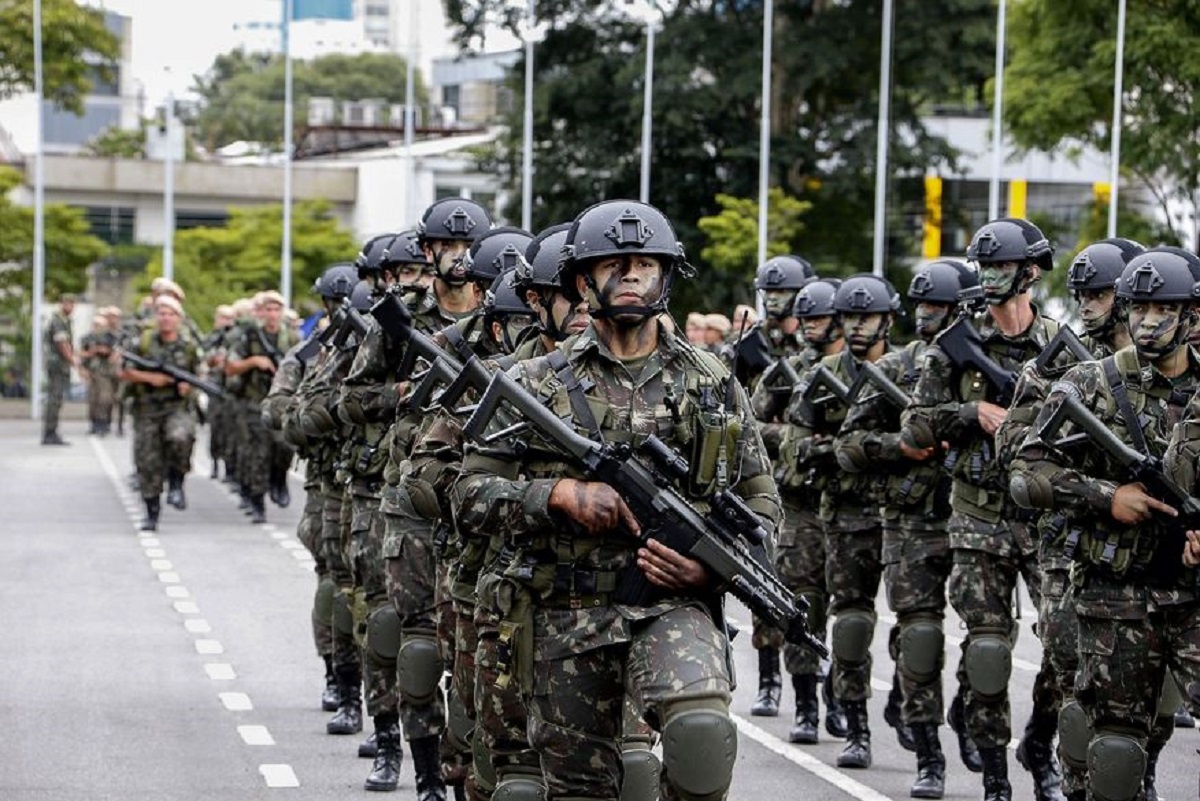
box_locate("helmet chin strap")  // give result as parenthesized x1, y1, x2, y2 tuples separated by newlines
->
(583, 274, 670, 321)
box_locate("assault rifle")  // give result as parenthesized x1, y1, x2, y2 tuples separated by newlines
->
(791, 364, 859, 429)
(936, 317, 1017, 406)
(730, 325, 773, 388)
(1032, 326, 1094, 376)
(121, 350, 226, 399)
(461, 369, 829, 658)
(856, 361, 911, 409)
(295, 312, 343, 365)
(1036, 389, 1200, 585)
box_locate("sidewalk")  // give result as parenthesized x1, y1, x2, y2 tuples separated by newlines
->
(0, 397, 87, 420)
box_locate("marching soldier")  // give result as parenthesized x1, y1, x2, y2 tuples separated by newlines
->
(80, 313, 119, 436)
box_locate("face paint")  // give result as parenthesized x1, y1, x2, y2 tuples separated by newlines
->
(550, 293, 590, 338)
(1129, 302, 1184, 360)
(801, 315, 835, 345)
(841, 312, 886, 354)
(588, 255, 664, 324)
(914, 302, 951, 339)
(979, 262, 1020, 303)
(431, 240, 470, 285)
(762, 290, 795, 320)
(1076, 289, 1115, 334)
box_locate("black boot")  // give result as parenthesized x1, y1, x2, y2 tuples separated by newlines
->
(788, 673, 820, 744)
(885, 668, 917, 752)
(364, 716, 403, 791)
(410, 735, 448, 801)
(321, 655, 341, 712)
(750, 646, 782, 717)
(269, 466, 291, 508)
(1174, 703, 1195, 728)
(359, 732, 379, 758)
(327, 666, 363, 735)
(823, 670, 848, 738)
(210, 460, 220, 480)
(947, 687, 983, 773)
(1143, 741, 1162, 801)
(1016, 709, 1065, 801)
(836, 699, 871, 769)
(249, 494, 266, 525)
(166, 470, 187, 510)
(980, 747, 1012, 801)
(910, 723, 946, 799)
(140, 496, 160, 531)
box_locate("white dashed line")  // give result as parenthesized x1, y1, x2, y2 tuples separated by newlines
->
(205, 663, 237, 681)
(195, 639, 224, 655)
(280, 540, 303, 549)
(158, 572, 181, 584)
(238, 725, 275, 745)
(184, 618, 212, 634)
(174, 601, 200, 614)
(165, 586, 190, 598)
(144, 548, 167, 558)
(150, 559, 174, 571)
(260, 763, 300, 787)
(269, 531, 288, 540)
(141, 537, 161, 547)
(291, 550, 312, 561)
(220, 692, 254, 711)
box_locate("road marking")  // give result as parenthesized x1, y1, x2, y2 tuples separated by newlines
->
(206, 663, 237, 681)
(158, 572, 181, 584)
(185, 619, 212, 634)
(269, 531, 288, 540)
(195, 639, 224, 655)
(141, 537, 161, 547)
(260, 764, 300, 788)
(150, 559, 174, 571)
(165, 586, 190, 599)
(174, 601, 200, 614)
(238, 725, 275, 745)
(144, 547, 167, 558)
(220, 692, 254, 711)
(280, 540, 303, 549)
(291, 550, 312, 561)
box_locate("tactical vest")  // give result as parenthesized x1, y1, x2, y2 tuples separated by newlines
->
(882, 340, 948, 513)
(130, 328, 196, 406)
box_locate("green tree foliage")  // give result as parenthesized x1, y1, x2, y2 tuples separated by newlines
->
(140, 200, 358, 328)
(84, 124, 146, 158)
(0, 0, 120, 114)
(190, 50, 429, 151)
(1004, 0, 1200, 245)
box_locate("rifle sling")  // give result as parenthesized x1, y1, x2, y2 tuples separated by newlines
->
(545, 350, 602, 442)
(1102, 355, 1150, 457)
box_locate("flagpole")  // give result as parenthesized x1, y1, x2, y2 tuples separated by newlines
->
(281, 0, 294, 304)
(988, 0, 1007, 220)
(30, 0, 46, 421)
(1107, 0, 1127, 237)
(871, 0, 893, 278)
(755, 0, 773, 275)
(520, 0, 535, 230)
(639, 1, 656, 203)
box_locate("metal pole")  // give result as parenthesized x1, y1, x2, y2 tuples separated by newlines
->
(30, 0, 45, 421)
(281, 0, 294, 305)
(639, 3, 656, 204)
(871, 0, 894, 278)
(988, 0, 1007, 220)
(163, 90, 175, 281)
(756, 0, 773, 273)
(402, 0, 417, 224)
(1108, 0, 1127, 238)
(521, 0, 535, 230)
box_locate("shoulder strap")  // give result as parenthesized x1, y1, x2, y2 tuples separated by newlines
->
(1102, 355, 1149, 456)
(545, 349, 603, 442)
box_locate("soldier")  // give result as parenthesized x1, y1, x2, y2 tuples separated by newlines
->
(42, 292, 76, 445)
(80, 313, 119, 435)
(1013, 247, 1200, 801)
(836, 260, 981, 796)
(685, 312, 706, 345)
(225, 290, 297, 523)
(204, 305, 236, 479)
(451, 199, 781, 801)
(119, 295, 201, 531)
(900, 217, 1061, 801)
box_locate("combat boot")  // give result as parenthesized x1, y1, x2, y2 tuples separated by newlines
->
(410, 735, 448, 801)
(140, 496, 160, 531)
(947, 687, 982, 772)
(750, 646, 782, 717)
(327, 666, 363, 735)
(787, 673, 820, 744)
(1143, 740, 1162, 801)
(210, 460, 220, 480)
(360, 732, 379, 758)
(910, 723, 946, 799)
(1174, 703, 1195, 728)
(249, 494, 267, 525)
(979, 747, 1012, 801)
(166, 469, 187, 510)
(321, 655, 340, 712)
(885, 668, 917, 752)
(1016, 708, 1065, 801)
(269, 466, 291, 508)
(835, 699, 871, 769)
(364, 715, 403, 791)
(822, 670, 848, 738)
(41, 431, 69, 445)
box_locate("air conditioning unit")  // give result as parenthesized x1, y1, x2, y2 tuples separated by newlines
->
(309, 96, 336, 126)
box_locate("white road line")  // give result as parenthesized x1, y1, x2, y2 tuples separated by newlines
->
(238, 725, 275, 746)
(220, 692, 254, 711)
(291, 550, 312, 561)
(195, 639, 225, 655)
(141, 537, 161, 547)
(280, 540, 303, 549)
(150, 559, 174, 571)
(144, 548, 167, 558)
(269, 531, 288, 540)
(158, 572, 181, 584)
(205, 663, 237, 681)
(173, 601, 200, 614)
(184, 619, 212, 634)
(165, 586, 190, 599)
(260, 764, 300, 788)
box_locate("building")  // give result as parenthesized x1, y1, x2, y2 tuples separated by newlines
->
(431, 50, 520, 126)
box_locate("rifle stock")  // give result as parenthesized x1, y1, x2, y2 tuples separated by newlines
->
(936, 317, 1017, 405)
(1032, 326, 1093, 376)
(857, 361, 911, 408)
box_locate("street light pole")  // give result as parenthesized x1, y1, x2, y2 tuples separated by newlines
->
(402, 0, 417, 225)
(30, 0, 45, 421)
(871, 0, 894, 278)
(755, 0, 773, 274)
(281, 0, 294, 305)
(639, 1, 656, 204)
(988, 0, 1007, 220)
(163, 90, 175, 281)
(521, 0, 535, 230)
(1107, 0, 1127, 237)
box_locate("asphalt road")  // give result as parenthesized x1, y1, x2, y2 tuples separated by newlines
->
(2, 418, 1197, 801)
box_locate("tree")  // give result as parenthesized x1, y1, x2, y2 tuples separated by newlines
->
(84, 125, 146, 159)
(190, 50, 430, 151)
(0, 0, 120, 115)
(1004, 0, 1200, 246)
(139, 200, 359, 328)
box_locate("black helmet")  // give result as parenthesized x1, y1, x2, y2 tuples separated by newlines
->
(908, 259, 980, 304)
(515, 223, 572, 292)
(463, 227, 534, 285)
(792, 278, 841, 318)
(349, 279, 375, 311)
(1116, 248, 1200, 302)
(966, 217, 1055, 270)
(313, 263, 358, 300)
(755, 255, 815, 291)
(557, 200, 691, 315)
(417, 198, 492, 245)
(833, 273, 902, 314)
(381, 230, 432, 269)
(1067, 238, 1145, 292)
(485, 268, 533, 318)
(355, 233, 399, 279)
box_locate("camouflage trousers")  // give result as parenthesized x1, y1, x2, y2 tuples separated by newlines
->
(347, 486, 396, 719)
(234, 401, 293, 497)
(527, 603, 730, 801)
(381, 483, 447, 742)
(883, 514, 951, 725)
(757, 496, 829, 677)
(826, 522, 884, 702)
(297, 484, 333, 657)
(324, 482, 360, 677)
(132, 403, 196, 499)
(42, 367, 69, 436)
(86, 370, 117, 426)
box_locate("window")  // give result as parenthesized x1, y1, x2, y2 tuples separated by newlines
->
(78, 205, 135, 245)
(175, 210, 230, 231)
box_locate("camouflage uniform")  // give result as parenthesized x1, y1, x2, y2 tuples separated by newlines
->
(202, 326, 234, 478)
(452, 322, 781, 801)
(128, 329, 201, 500)
(42, 308, 73, 440)
(81, 327, 119, 433)
(227, 321, 296, 508)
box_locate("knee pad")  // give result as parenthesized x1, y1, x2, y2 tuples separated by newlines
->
(445, 684, 473, 753)
(396, 630, 443, 705)
(963, 629, 1011, 700)
(1157, 673, 1183, 716)
(471, 726, 498, 795)
(332, 590, 355, 637)
(661, 697, 737, 801)
(366, 604, 402, 664)
(898, 618, 944, 684)
(1087, 734, 1146, 801)
(831, 610, 875, 666)
(493, 772, 546, 801)
(1057, 700, 1090, 774)
(314, 575, 337, 623)
(619, 747, 662, 801)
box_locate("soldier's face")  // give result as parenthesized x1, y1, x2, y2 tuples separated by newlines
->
(1076, 288, 1116, 333)
(261, 301, 284, 330)
(914, 302, 953, 339)
(978, 261, 1021, 302)
(685, 319, 705, 344)
(156, 306, 180, 333)
(801, 315, 836, 345)
(762, 290, 794, 320)
(396, 264, 424, 288)
(581, 254, 664, 324)
(841, 312, 888, 354)
(549, 291, 590, 337)
(1129, 301, 1186, 359)
(424, 239, 471, 284)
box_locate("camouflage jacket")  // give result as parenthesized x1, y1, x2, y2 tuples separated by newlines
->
(450, 321, 781, 655)
(749, 344, 819, 460)
(128, 328, 201, 408)
(44, 310, 73, 371)
(228, 321, 295, 403)
(80, 330, 119, 376)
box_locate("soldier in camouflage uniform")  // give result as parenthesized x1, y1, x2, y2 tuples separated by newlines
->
(451, 200, 781, 801)
(80, 314, 119, 435)
(836, 261, 981, 796)
(204, 305, 236, 479)
(119, 295, 201, 531)
(42, 293, 76, 445)
(781, 273, 900, 769)
(1013, 247, 1200, 801)
(225, 291, 297, 523)
(758, 277, 848, 743)
(901, 218, 1061, 801)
